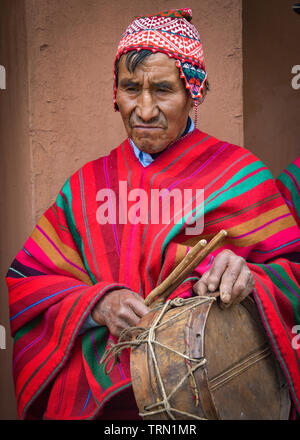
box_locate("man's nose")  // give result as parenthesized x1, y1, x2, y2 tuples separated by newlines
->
(135, 90, 159, 122)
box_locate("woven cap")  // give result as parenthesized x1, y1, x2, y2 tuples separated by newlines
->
(113, 8, 208, 110)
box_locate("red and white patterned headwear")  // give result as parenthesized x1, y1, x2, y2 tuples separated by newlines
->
(113, 8, 208, 111)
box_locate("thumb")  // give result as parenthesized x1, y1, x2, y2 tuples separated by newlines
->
(193, 271, 210, 296)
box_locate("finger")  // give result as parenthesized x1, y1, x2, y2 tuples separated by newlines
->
(193, 271, 210, 296)
(126, 295, 150, 318)
(110, 319, 134, 338)
(218, 256, 244, 305)
(114, 317, 132, 334)
(206, 250, 233, 293)
(193, 280, 208, 296)
(231, 268, 255, 305)
(118, 303, 144, 325)
(110, 305, 145, 338)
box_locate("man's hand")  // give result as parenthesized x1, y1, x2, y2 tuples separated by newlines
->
(91, 289, 150, 338)
(193, 249, 255, 307)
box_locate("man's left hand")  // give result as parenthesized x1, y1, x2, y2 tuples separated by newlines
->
(193, 249, 255, 307)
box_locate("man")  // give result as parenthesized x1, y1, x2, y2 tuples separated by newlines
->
(6, 8, 300, 420)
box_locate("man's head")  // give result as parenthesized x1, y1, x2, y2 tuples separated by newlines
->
(114, 8, 209, 153)
(116, 51, 193, 154)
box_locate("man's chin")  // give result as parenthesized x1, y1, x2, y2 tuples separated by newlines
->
(135, 143, 168, 155)
(132, 136, 169, 155)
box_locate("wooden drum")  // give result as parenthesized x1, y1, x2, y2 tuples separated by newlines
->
(130, 296, 290, 420)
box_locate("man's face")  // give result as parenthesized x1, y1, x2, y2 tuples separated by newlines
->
(116, 52, 193, 154)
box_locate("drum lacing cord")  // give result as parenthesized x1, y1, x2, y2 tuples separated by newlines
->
(101, 296, 215, 420)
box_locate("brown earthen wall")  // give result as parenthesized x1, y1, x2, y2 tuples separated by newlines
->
(243, 0, 300, 177)
(0, 0, 32, 419)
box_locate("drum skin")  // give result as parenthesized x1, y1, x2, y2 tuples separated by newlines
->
(130, 296, 290, 420)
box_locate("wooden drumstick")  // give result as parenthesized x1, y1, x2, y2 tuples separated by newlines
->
(145, 229, 228, 307)
(145, 238, 207, 306)
(154, 230, 227, 305)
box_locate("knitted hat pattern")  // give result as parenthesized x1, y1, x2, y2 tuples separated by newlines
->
(113, 8, 208, 110)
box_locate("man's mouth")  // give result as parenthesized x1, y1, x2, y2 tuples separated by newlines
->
(132, 125, 164, 130)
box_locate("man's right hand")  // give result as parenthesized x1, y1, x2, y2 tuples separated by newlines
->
(91, 289, 150, 338)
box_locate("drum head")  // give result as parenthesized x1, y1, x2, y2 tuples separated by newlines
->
(205, 299, 290, 419)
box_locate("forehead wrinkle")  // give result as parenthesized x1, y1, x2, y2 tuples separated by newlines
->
(119, 69, 180, 91)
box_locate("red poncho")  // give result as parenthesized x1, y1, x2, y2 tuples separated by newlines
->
(6, 129, 300, 419)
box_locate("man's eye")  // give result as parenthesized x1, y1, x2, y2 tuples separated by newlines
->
(156, 87, 171, 93)
(126, 86, 138, 92)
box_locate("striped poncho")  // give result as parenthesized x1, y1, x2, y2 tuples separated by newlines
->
(276, 158, 300, 228)
(6, 128, 300, 419)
